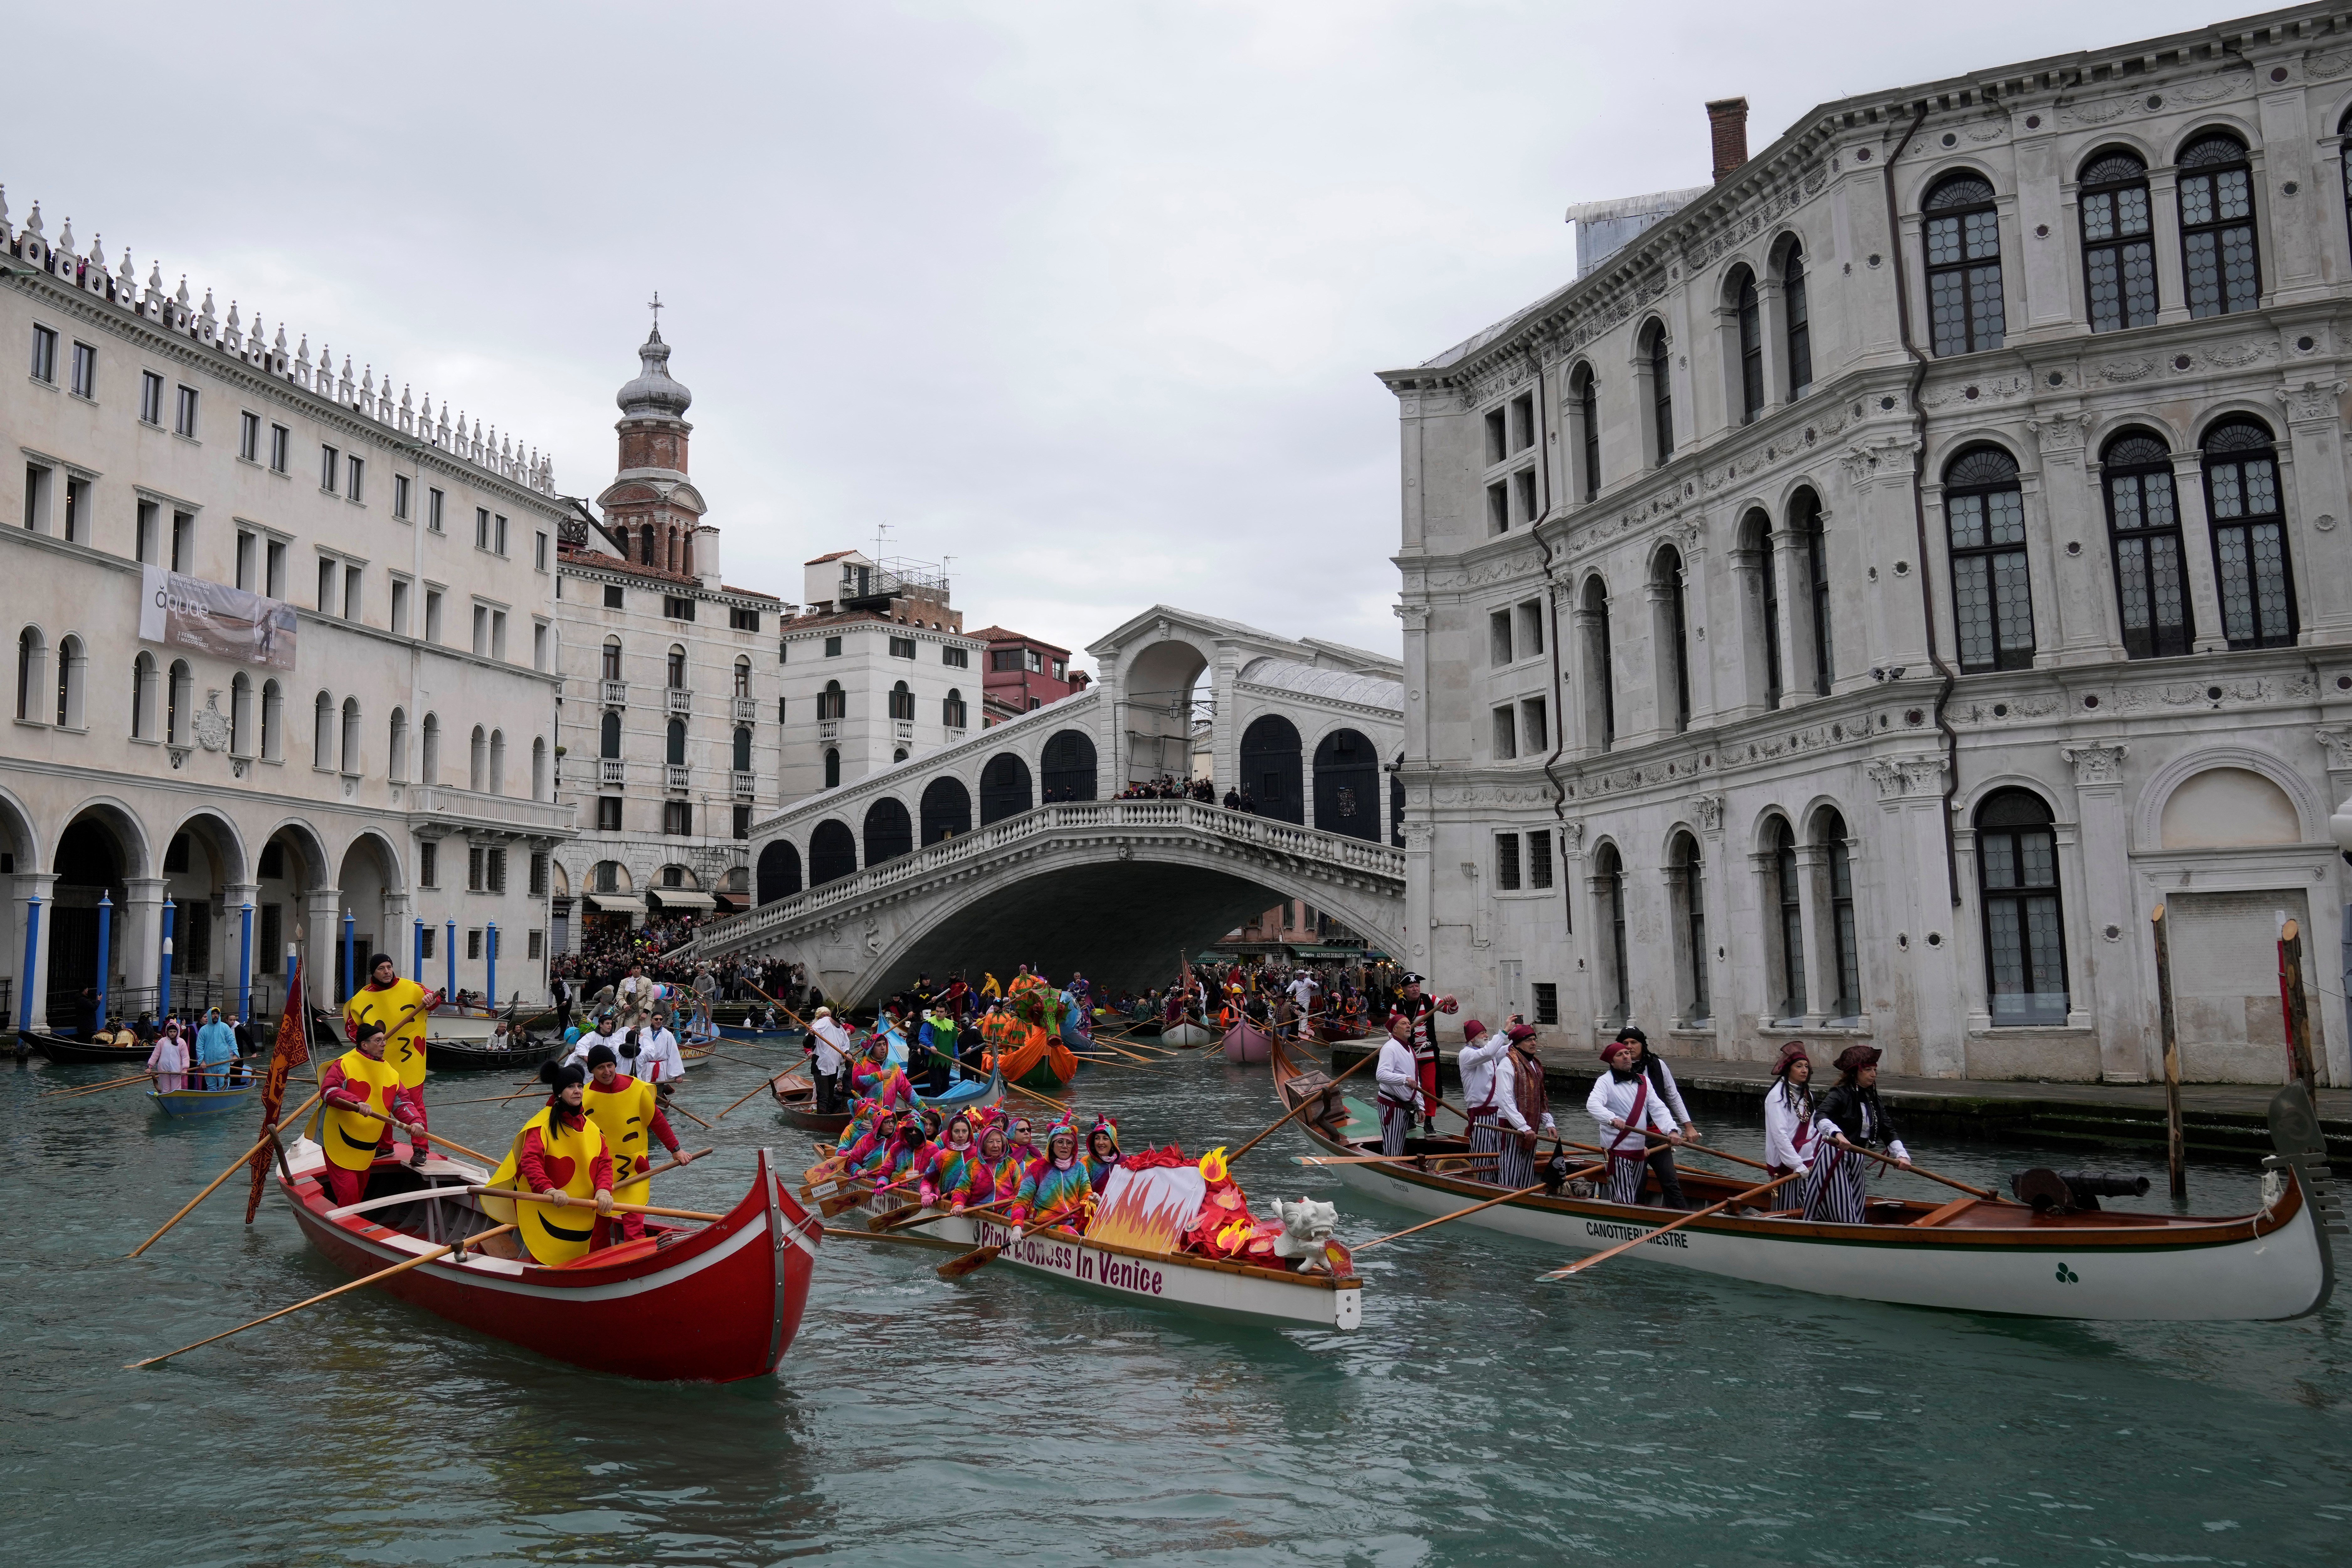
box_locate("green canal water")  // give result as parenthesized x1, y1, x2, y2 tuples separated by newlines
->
(3, 1041, 2345, 1566)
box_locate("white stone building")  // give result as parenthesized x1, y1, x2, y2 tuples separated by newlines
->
(0, 190, 572, 1026)
(1385, 4, 2352, 1085)
(550, 322, 784, 945)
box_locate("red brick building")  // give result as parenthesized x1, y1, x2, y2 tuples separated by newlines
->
(969, 626, 1087, 723)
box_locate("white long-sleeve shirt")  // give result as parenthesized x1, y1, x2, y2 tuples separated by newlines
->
(1489, 1051, 1556, 1136)
(564, 1029, 610, 1067)
(1374, 1036, 1420, 1106)
(1458, 1033, 1509, 1113)
(1762, 1086, 1816, 1173)
(631, 1028, 685, 1083)
(809, 1017, 853, 1074)
(1586, 1070, 1679, 1156)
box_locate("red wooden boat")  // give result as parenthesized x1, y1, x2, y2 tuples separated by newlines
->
(278, 1135, 818, 1382)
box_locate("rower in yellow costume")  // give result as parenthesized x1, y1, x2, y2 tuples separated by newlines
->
(482, 1059, 616, 1264)
(343, 954, 434, 1096)
(581, 1041, 693, 1239)
(315, 1021, 429, 1209)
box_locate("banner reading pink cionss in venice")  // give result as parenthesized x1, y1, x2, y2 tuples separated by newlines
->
(139, 565, 297, 670)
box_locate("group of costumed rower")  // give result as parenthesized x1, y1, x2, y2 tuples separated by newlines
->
(816, 1095, 1293, 1263)
(473, 1051, 699, 1263)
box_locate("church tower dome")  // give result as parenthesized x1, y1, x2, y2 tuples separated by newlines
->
(616, 320, 692, 420)
(596, 296, 712, 582)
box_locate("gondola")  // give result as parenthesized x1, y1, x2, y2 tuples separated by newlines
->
(772, 1065, 1006, 1137)
(21, 1029, 152, 1065)
(422, 1034, 566, 1072)
(1222, 1018, 1274, 1064)
(1268, 1036, 2339, 1322)
(150, 1079, 263, 1117)
(277, 1136, 818, 1382)
(719, 1024, 802, 1043)
(1158, 1020, 1214, 1048)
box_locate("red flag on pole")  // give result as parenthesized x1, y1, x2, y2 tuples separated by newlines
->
(244, 956, 311, 1223)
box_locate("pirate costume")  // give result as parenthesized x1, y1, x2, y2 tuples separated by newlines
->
(1762, 1042, 1817, 1179)
(1457, 1019, 1510, 1178)
(1585, 1039, 1679, 1205)
(1801, 1045, 1910, 1223)
(1492, 1023, 1554, 1189)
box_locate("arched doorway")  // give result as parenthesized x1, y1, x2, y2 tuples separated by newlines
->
(257, 823, 328, 1006)
(334, 833, 400, 1003)
(49, 808, 138, 1029)
(979, 753, 1032, 825)
(1040, 729, 1097, 803)
(1239, 714, 1303, 823)
(1120, 638, 1209, 785)
(864, 797, 913, 865)
(809, 820, 857, 886)
(920, 776, 972, 846)
(756, 840, 803, 903)
(163, 810, 248, 1014)
(1312, 728, 1380, 841)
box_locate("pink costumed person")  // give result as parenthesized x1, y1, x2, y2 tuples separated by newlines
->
(146, 1019, 190, 1093)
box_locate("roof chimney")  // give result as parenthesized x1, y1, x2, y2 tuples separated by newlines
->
(1706, 97, 1750, 182)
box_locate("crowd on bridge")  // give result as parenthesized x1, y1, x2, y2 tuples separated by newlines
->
(1112, 776, 1218, 803)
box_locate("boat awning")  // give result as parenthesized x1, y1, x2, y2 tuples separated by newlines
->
(713, 893, 748, 912)
(584, 893, 648, 914)
(650, 890, 717, 910)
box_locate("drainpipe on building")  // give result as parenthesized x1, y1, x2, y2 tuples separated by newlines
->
(1880, 103, 1962, 908)
(1529, 352, 1573, 933)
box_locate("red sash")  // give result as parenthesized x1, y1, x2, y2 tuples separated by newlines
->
(1610, 1078, 1653, 1159)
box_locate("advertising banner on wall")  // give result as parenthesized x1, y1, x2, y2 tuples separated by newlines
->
(139, 566, 298, 670)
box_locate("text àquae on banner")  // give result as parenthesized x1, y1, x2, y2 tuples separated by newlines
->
(139, 565, 297, 670)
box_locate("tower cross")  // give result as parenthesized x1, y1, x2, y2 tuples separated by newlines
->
(648, 290, 662, 331)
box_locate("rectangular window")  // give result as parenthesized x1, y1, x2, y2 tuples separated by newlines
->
(475, 507, 490, 548)
(232, 410, 262, 464)
(529, 851, 548, 897)
(467, 928, 483, 960)
(318, 557, 338, 612)
(1052, 659, 1067, 680)
(1489, 609, 1513, 665)
(734, 803, 752, 840)
(394, 474, 411, 520)
(597, 796, 623, 831)
(21, 464, 48, 531)
(419, 841, 438, 889)
(1514, 468, 1538, 524)
(259, 904, 282, 972)
(134, 498, 157, 560)
(1528, 828, 1554, 889)
(140, 370, 164, 424)
(1532, 981, 1559, 1025)
(491, 610, 508, 661)
(493, 515, 508, 555)
(1025, 648, 1043, 674)
(665, 800, 693, 836)
(425, 589, 443, 643)
(487, 847, 507, 893)
(266, 538, 286, 599)
(427, 488, 444, 532)
(62, 476, 88, 542)
(1484, 406, 1507, 465)
(391, 578, 410, 636)
(991, 648, 1022, 671)
(1487, 481, 1508, 536)
(468, 845, 485, 892)
(174, 385, 199, 438)
(171, 512, 191, 574)
(236, 531, 256, 591)
(941, 645, 968, 668)
(1511, 392, 1535, 453)
(1496, 832, 1522, 891)
(1517, 600, 1544, 657)
(824, 636, 843, 657)
(535, 531, 549, 571)
(472, 604, 489, 655)
(527, 930, 544, 961)
(346, 455, 364, 502)
(663, 595, 696, 621)
(320, 445, 338, 490)
(29, 324, 57, 383)
(269, 423, 289, 473)
(889, 636, 916, 660)
(729, 605, 759, 632)
(344, 564, 363, 622)
(1492, 705, 1517, 760)
(1520, 696, 1549, 753)
(603, 584, 624, 609)
(419, 926, 436, 961)
(532, 622, 548, 670)
(68, 341, 95, 398)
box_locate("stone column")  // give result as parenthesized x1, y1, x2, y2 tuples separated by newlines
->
(2275, 378, 2352, 639)
(2059, 744, 2146, 1080)
(382, 889, 416, 981)
(11, 872, 57, 1028)
(1869, 755, 1968, 1078)
(2167, 449, 2229, 654)
(2026, 412, 2111, 664)
(1747, 848, 1783, 1030)
(1403, 820, 1436, 979)
(121, 876, 165, 999)
(1676, 522, 1718, 726)
(2146, 168, 2190, 328)
(1793, 842, 1835, 1030)
(304, 888, 342, 1009)
(221, 881, 259, 1015)
(1210, 645, 1240, 792)
(1766, 526, 1813, 706)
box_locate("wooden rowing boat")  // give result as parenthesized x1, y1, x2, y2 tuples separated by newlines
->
(840, 1192, 1362, 1330)
(1222, 1019, 1274, 1064)
(276, 1137, 818, 1381)
(151, 1080, 262, 1118)
(21, 1029, 152, 1065)
(1268, 1036, 2339, 1322)
(772, 1065, 1005, 1136)
(1159, 1020, 1213, 1048)
(719, 1024, 802, 1042)
(423, 1035, 565, 1072)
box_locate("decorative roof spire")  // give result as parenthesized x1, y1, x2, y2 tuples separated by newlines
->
(616, 294, 692, 418)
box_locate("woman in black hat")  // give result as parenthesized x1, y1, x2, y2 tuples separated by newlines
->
(1615, 1025, 1695, 1208)
(1800, 1044, 1911, 1223)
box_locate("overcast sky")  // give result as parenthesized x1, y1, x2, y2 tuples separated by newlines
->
(17, 0, 2232, 671)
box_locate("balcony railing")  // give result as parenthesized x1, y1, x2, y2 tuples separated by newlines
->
(407, 784, 578, 836)
(597, 758, 625, 787)
(731, 769, 756, 798)
(665, 763, 691, 791)
(891, 719, 915, 745)
(817, 718, 840, 743)
(731, 694, 758, 723)
(600, 679, 627, 707)
(665, 687, 693, 716)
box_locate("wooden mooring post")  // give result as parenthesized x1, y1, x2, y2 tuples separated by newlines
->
(2150, 904, 2186, 1202)
(2279, 917, 2318, 1103)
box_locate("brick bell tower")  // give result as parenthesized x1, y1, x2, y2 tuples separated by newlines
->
(596, 295, 714, 583)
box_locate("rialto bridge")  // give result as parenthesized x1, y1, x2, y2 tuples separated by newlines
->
(668, 606, 1407, 999)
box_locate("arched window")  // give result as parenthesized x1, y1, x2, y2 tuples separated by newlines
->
(601, 637, 623, 682)
(469, 724, 487, 791)
(888, 680, 915, 722)
(167, 659, 192, 745)
(1769, 816, 1805, 1021)
(1741, 509, 1783, 709)
(665, 718, 686, 766)
(1976, 789, 2068, 1024)
(2079, 148, 2157, 331)
(2179, 132, 2259, 318)
(920, 776, 972, 845)
(818, 680, 845, 721)
(1669, 832, 1708, 1025)
(1642, 320, 1673, 464)
(132, 652, 156, 740)
(1788, 490, 1832, 696)
(942, 687, 968, 729)
(260, 680, 281, 761)
(1040, 729, 1098, 802)
(2101, 430, 2191, 659)
(230, 672, 252, 755)
(1312, 728, 1380, 841)
(419, 712, 439, 782)
(809, 818, 857, 885)
(979, 752, 1033, 824)
(1816, 808, 1861, 1021)
(313, 690, 335, 769)
(1594, 842, 1628, 1029)
(1654, 547, 1691, 732)
(732, 726, 752, 772)
(2342, 107, 2352, 266)
(531, 736, 547, 801)
(54, 634, 82, 728)
(340, 697, 362, 773)
(1732, 268, 1763, 424)
(733, 657, 751, 698)
(1238, 715, 1304, 823)
(1943, 445, 2035, 672)
(1580, 576, 1615, 749)
(638, 527, 656, 566)
(1924, 173, 2005, 355)
(2202, 418, 2294, 649)
(666, 645, 687, 690)
(823, 748, 840, 789)
(488, 728, 506, 793)
(1572, 363, 1599, 501)
(14, 627, 42, 722)
(863, 796, 912, 865)
(599, 710, 621, 759)
(1781, 241, 1812, 398)
(755, 840, 803, 903)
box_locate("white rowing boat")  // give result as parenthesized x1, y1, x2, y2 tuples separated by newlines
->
(1271, 1037, 2341, 1322)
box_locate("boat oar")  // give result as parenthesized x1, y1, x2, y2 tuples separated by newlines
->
(1540, 1171, 1800, 1279)
(1226, 1050, 1379, 1165)
(41, 1071, 157, 1098)
(128, 1224, 521, 1369)
(932, 1200, 1061, 1279)
(492, 1188, 724, 1222)
(1565, 1133, 1774, 1180)
(125, 1089, 326, 1258)
(324, 1147, 712, 1220)
(717, 1073, 793, 1121)
(1828, 1138, 2001, 1201)
(1000, 1077, 1073, 1114)
(665, 1100, 715, 1131)
(326, 1099, 500, 1168)
(1351, 1169, 1601, 1253)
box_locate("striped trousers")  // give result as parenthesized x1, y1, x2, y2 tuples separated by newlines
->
(1606, 1153, 1648, 1205)
(1800, 1145, 1870, 1224)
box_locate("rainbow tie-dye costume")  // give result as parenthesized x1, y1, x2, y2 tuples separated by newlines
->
(1017, 1157, 1094, 1229)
